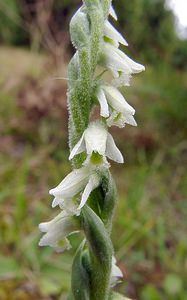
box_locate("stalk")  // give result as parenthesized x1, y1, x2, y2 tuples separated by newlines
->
(38, 1, 145, 299)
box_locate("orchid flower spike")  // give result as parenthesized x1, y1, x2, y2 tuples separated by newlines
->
(39, 211, 79, 253)
(97, 85, 137, 128)
(69, 121, 124, 165)
(49, 166, 100, 211)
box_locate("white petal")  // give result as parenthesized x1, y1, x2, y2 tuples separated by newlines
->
(124, 114, 137, 126)
(105, 44, 131, 74)
(39, 211, 68, 232)
(104, 44, 145, 75)
(52, 196, 62, 208)
(114, 46, 145, 73)
(69, 133, 86, 160)
(78, 174, 100, 209)
(104, 21, 128, 46)
(103, 85, 135, 115)
(112, 257, 123, 278)
(39, 236, 71, 253)
(84, 122, 108, 155)
(111, 256, 123, 287)
(97, 88, 110, 117)
(109, 5, 118, 20)
(106, 133, 124, 163)
(49, 167, 89, 198)
(38, 211, 77, 252)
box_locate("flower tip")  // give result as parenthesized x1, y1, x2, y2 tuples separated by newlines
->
(119, 156, 124, 164)
(38, 240, 42, 247)
(68, 153, 73, 160)
(38, 238, 45, 247)
(49, 189, 54, 195)
(52, 198, 58, 208)
(109, 5, 118, 21)
(38, 222, 47, 232)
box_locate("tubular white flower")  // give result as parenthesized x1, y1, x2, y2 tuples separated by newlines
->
(102, 43, 145, 86)
(50, 167, 89, 200)
(69, 121, 124, 165)
(104, 20, 128, 47)
(110, 257, 123, 287)
(50, 166, 100, 212)
(38, 211, 79, 252)
(97, 85, 137, 128)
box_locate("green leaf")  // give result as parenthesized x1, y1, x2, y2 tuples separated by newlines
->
(70, 10, 90, 50)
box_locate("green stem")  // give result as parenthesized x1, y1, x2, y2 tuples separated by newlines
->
(69, 2, 116, 299)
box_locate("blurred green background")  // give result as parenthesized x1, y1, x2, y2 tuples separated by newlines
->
(0, 0, 187, 299)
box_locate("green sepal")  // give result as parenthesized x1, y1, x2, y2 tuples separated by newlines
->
(68, 53, 79, 86)
(71, 240, 90, 300)
(86, 7, 104, 74)
(101, 0, 112, 19)
(100, 170, 117, 233)
(70, 9, 90, 50)
(88, 170, 117, 233)
(83, 0, 101, 10)
(81, 205, 113, 300)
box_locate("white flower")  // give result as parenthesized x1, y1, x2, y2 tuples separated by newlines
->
(50, 166, 100, 211)
(104, 20, 128, 47)
(69, 121, 124, 165)
(111, 257, 123, 287)
(97, 85, 137, 128)
(102, 43, 145, 86)
(109, 5, 118, 21)
(38, 211, 79, 252)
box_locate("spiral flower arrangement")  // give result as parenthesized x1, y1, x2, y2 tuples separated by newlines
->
(39, 1, 145, 299)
